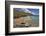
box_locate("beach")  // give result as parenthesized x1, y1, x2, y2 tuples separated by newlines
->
(13, 16, 39, 28)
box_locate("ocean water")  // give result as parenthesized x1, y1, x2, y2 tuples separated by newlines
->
(31, 16, 39, 27)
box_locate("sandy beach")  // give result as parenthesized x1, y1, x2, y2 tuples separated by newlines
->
(13, 16, 35, 28)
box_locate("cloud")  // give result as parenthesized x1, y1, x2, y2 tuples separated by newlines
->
(21, 8, 31, 13)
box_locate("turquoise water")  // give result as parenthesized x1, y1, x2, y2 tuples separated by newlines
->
(31, 16, 39, 27)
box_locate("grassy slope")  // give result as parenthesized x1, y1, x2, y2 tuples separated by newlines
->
(14, 12, 32, 18)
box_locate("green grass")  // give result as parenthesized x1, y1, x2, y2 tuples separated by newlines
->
(14, 12, 32, 18)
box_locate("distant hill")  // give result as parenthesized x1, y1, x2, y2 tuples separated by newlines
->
(14, 11, 33, 18)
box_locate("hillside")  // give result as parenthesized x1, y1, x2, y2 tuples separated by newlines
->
(14, 12, 33, 18)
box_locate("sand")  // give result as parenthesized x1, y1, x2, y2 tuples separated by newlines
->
(13, 16, 35, 28)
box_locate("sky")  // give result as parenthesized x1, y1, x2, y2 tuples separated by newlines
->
(14, 8, 39, 15)
(28, 8, 39, 15)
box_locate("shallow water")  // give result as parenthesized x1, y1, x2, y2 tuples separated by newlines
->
(31, 16, 39, 27)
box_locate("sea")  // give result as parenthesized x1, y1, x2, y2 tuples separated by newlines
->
(31, 15, 39, 27)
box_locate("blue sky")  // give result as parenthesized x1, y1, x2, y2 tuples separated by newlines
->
(14, 8, 39, 15)
(28, 8, 39, 15)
